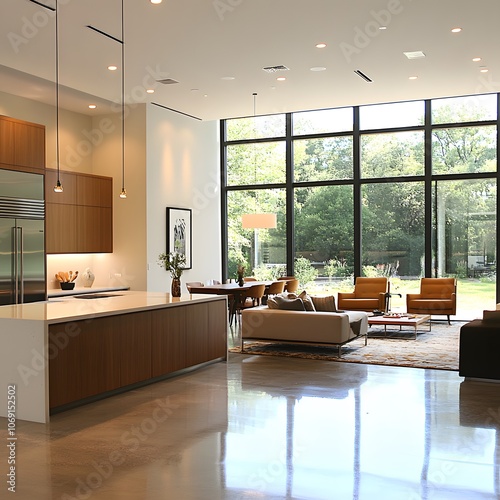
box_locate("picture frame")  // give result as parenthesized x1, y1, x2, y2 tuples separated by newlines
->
(166, 207, 192, 269)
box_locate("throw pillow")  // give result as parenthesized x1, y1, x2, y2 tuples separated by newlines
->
(267, 297, 279, 309)
(311, 295, 337, 312)
(298, 290, 316, 311)
(274, 296, 306, 311)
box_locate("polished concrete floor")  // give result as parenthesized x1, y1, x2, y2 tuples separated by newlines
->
(1, 327, 499, 499)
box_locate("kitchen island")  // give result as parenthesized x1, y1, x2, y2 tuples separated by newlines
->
(0, 291, 227, 423)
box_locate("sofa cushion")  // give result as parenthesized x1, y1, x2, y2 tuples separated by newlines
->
(274, 296, 306, 311)
(267, 296, 279, 309)
(311, 295, 337, 312)
(483, 310, 500, 322)
(297, 290, 316, 311)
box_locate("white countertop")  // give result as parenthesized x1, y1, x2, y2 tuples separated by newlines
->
(0, 291, 226, 323)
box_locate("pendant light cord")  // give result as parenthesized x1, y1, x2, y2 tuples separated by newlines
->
(55, 0, 60, 186)
(121, 0, 126, 195)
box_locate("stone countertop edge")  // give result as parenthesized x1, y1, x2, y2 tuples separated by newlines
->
(0, 291, 227, 324)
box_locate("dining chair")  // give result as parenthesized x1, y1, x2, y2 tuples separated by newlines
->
(262, 280, 286, 305)
(284, 279, 299, 293)
(244, 277, 257, 282)
(235, 284, 266, 323)
(186, 281, 204, 293)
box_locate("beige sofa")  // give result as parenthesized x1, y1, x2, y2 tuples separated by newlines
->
(241, 307, 368, 357)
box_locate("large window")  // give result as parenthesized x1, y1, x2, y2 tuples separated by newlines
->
(223, 94, 499, 318)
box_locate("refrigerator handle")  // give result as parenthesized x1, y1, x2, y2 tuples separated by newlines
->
(13, 227, 19, 303)
(18, 227, 24, 304)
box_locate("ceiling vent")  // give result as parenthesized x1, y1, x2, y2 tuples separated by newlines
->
(157, 78, 179, 85)
(262, 65, 290, 73)
(404, 51, 426, 60)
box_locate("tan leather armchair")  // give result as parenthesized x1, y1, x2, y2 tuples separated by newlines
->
(338, 277, 389, 312)
(406, 278, 457, 324)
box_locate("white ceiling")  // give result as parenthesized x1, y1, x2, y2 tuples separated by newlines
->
(1, 0, 499, 121)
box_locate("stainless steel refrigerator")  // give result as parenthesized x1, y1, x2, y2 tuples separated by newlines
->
(0, 169, 46, 305)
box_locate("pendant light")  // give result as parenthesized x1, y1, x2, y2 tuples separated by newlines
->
(119, 0, 127, 199)
(53, 0, 63, 193)
(241, 93, 277, 270)
(241, 93, 277, 230)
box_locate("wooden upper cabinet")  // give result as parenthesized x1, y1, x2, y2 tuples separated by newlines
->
(0, 116, 45, 172)
(0, 118, 15, 165)
(45, 169, 113, 254)
(76, 174, 112, 207)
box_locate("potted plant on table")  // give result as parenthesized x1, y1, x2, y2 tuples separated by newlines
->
(236, 264, 245, 287)
(158, 252, 186, 297)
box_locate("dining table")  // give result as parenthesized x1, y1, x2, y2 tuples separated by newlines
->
(188, 281, 280, 326)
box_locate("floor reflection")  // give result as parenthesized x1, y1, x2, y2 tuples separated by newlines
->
(1, 348, 499, 498)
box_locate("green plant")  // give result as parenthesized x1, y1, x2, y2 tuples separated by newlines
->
(324, 258, 351, 278)
(253, 264, 286, 281)
(157, 252, 186, 279)
(294, 257, 318, 288)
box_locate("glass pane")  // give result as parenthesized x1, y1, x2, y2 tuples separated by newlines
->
(432, 125, 496, 174)
(227, 189, 286, 279)
(432, 94, 497, 124)
(294, 136, 353, 182)
(227, 141, 286, 186)
(433, 179, 496, 319)
(294, 185, 354, 290)
(293, 107, 353, 135)
(226, 114, 286, 141)
(361, 131, 424, 178)
(360, 101, 424, 130)
(362, 182, 425, 279)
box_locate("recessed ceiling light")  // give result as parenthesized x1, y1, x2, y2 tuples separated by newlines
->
(315, 42, 327, 49)
(480, 68, 489, 73)
(88, 104, 97, 109)
(379, 26, 387, 30)
(409, 76, 418, 80)
(108, 65, 117, 71)
(146, 89, 155, 94)
(404, 51, 426, 60)
(150, 0, 162, 4)
(276, 77, 286, 81)
(310, 66, 326, 72)
(203, 94, 208, 98)
(472, 57, 482, 62)
(221, 76, 235, 80)
(451, 27, 462, 33)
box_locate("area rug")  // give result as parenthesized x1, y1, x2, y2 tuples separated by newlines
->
(229, 321, 464, 371)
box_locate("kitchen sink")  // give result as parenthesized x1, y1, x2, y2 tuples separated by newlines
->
(73, 294, 123, 299)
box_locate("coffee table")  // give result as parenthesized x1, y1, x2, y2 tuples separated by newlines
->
(367, 314, 431, 339)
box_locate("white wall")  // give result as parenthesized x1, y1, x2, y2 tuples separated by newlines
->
(0, 91, 222, 294)
(146, 104, 221, 293)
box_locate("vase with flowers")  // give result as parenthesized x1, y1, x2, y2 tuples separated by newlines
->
(236, 264, 245, 287)
(158, 252, 186, 297)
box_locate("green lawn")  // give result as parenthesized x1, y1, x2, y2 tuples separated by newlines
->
(306, 277, 496, 319)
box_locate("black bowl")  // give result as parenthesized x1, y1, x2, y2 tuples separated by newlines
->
(60, 282, 76, 290)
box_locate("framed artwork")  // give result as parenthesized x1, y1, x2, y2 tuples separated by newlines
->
(166, 207, 192, 269)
